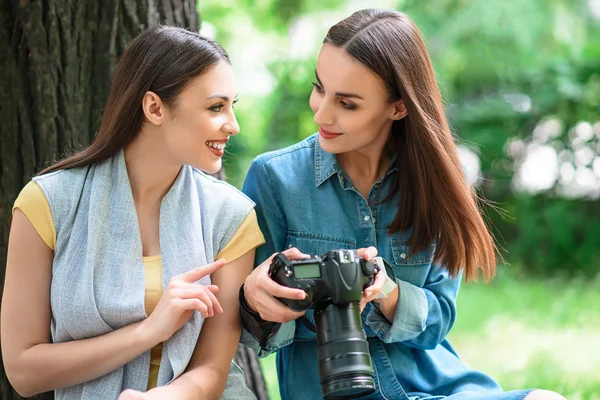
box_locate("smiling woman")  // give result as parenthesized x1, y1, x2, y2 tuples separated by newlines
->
(239, 8, 566, 400)
(1, 25, 264, 400)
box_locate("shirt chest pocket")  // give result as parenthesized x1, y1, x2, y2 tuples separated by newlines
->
(389, 238, 435, 287)
(285, 230, 357, 258)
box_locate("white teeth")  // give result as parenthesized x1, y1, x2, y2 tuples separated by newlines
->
(205, 141, 226, 151)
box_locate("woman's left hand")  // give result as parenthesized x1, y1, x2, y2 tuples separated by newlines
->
(357, 247, 386, 311)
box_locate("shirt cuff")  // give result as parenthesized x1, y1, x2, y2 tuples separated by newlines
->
(366, 278, 428, 343)
(240, 320, 296, 358)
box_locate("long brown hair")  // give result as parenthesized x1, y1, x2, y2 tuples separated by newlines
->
(39, 26, 230, 175)
(325, 9, 496, 281)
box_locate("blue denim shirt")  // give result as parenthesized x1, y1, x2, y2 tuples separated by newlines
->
(241, 135, 518, 400)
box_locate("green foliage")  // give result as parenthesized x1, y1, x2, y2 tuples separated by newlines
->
(199, 0, 600, 276)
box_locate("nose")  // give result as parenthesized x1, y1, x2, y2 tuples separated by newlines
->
(311, 95, 334, 127)
(222, 111, 240, 136)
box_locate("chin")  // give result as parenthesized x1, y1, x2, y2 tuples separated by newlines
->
(318, 136, 345, 154)
(191, 160, 222, 174)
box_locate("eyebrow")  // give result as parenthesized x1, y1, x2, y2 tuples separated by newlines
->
(206, 94, 239, 101)
(314, 70, 364, 100)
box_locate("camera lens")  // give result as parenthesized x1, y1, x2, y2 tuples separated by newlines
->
(315, 301, 375, 399)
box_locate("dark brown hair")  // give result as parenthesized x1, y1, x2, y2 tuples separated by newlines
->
(325, 9, 496, 281)
(40, 26, 230, 175)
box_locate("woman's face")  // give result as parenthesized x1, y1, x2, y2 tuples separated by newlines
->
(309, 44, 403, 155)
(162, 61, 239, 173)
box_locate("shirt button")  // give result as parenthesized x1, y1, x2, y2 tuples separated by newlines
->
(400, 253, 407, 259)
(364, 216, 370, 221)
(288, 244, 293, 248)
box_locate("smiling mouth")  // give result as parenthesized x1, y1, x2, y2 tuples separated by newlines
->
(205, 140, 227, 151)
(319, 126, 343, 139)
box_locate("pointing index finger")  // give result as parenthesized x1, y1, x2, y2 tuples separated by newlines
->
(182, 259, 226, 283)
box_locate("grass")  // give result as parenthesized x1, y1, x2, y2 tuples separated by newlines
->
(258, 269, 600, 400)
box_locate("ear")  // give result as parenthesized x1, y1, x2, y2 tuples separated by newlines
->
(389, 99, 408, 121)
(142, 91, 166, 125)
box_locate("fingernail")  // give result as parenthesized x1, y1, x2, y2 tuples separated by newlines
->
(298, 292, 306, 299)
(366, 291, 372, 297)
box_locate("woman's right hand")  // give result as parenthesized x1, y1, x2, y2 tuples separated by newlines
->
(243, 248, 310, 323)
(143, 259, 227, 343)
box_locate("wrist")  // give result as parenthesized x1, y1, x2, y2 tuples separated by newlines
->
(239, 285, 281, 346)
(241, 284, 258, 314)
(137, 317, 163, 348)
(374, 286, 399, 317)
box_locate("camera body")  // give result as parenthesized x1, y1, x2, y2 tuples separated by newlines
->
(269, 249, 379, 400)
(269, 249, 378, 312)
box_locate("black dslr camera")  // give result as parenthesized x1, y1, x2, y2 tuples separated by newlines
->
(269, 249, 380, 400)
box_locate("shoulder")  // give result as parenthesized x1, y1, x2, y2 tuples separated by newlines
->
(250, 134, 317, 178)
(190, 167, 255, 210)
(32, 166, 89, 205)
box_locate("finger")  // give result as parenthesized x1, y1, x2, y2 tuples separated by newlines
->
(280, 247, 311, 260)
(206, 285, 219, 294)
(258, 297, 306, 323)
(181, 259, 226, 283)
(118, 389, 145, 400)
(357, 246, 378, 261)
(359, 299, 366, 313)
(205, 288, 223, 314)
(362, 274, 386, 303)
(262, 277, 307, 300)
(178, 298, 209, 318)
(365, 269, 387, 292)
(184, 288, 215, 317)
(362, 289, 380, 304)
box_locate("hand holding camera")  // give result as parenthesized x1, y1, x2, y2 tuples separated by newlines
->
(268, 249, 381, 400)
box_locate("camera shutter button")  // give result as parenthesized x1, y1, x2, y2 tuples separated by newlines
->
(302, 283, 315, 299)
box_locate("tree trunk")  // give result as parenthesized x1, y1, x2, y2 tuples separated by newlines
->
(0, 1, 266, 399)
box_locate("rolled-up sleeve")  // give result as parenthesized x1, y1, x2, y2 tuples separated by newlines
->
(366, 263, 461, 349)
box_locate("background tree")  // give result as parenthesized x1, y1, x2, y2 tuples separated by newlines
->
(0, 1, 266, 399)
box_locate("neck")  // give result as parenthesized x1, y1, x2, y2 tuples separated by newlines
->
(124, 127, 181, 205)
(337, 133, 392, 190)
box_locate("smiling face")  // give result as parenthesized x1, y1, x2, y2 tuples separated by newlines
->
(160, 60, 239, 173)
(309, 43, 405, 156)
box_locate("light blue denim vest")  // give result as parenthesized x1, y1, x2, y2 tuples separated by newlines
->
(34, 151, 255, 399)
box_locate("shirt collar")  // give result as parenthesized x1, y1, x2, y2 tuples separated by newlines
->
(314, 136, 343, 187)
(314, 134, 399, 187)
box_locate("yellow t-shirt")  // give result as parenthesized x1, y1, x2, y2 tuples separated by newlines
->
(13, 181, 265, 390)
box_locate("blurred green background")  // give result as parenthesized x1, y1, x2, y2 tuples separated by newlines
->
(197, 0, 600, 399)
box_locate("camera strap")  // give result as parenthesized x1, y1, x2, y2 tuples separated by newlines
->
(298, 315, 317, 333)
(239, 285, 282, 349)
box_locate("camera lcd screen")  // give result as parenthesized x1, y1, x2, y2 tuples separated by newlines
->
(294, 263, 321, 279)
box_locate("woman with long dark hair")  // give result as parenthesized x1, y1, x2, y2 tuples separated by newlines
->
(1, 25, 280, 400)
(240, 9, 565, 400)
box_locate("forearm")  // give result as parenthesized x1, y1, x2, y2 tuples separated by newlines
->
(401, 287, 455, 349)
(10, 320, 157, 396)
(158, 251, 255, 399)
(367, 280, 457, 349)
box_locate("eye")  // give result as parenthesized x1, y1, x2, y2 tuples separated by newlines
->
(210, 103, 224, 112)
(311, 82, 323, 93)
(232, 99, 239, 109)
(340, 101, 357, 111)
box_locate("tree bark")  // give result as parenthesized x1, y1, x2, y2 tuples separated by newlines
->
(0, 1, 266, 399)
